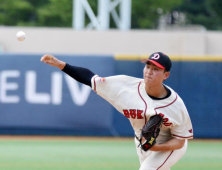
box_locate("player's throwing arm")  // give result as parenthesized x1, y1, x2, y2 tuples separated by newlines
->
(40, 52, 193, 170)
(41, 54, 95, 87)
(41, 54, 66, 70)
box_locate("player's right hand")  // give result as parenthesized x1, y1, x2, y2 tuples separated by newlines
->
(41, 54, 66, 70)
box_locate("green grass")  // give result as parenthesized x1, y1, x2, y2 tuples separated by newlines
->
(0, 138, 221, 170)
(172, 140, 222, 170)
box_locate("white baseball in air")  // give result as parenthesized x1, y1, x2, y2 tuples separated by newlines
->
(16, 31, 26, 41)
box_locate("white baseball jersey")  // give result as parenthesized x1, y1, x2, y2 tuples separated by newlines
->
(91, 75, 193, 169)
(91, 75, 193, 143)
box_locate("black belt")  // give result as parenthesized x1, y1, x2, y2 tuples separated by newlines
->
(135, 135, 141, 141)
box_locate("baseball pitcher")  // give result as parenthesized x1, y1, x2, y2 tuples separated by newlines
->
(41, 52, 193, 170)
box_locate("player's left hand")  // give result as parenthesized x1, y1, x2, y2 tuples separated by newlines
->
(140, 114, 163, 151)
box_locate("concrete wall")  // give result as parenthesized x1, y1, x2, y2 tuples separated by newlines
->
(1, 27, 222, 56)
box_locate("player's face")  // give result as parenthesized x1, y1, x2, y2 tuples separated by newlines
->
(143, 62, 169, 86)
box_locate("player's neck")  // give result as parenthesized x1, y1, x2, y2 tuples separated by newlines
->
(145, 84, 167, 98)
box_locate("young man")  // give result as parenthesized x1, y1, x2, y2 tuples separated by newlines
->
(41, 52, 193, 170)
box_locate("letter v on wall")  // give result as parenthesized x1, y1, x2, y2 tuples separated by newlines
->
(64, 75, 91, 106)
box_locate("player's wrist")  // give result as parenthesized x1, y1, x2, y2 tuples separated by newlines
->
(58, 61, 66, 70)
(149, 143, 159, 151)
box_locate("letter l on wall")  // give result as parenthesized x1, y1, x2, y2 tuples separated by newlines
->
(25, 71, 50, 104)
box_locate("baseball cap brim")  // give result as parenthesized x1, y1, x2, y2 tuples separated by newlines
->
(141, 59, 165, 69)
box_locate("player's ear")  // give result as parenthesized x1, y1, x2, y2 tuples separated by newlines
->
(163, 71, 170, 81)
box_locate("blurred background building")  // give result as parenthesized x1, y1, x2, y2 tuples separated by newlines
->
(0, 0, 221, 138)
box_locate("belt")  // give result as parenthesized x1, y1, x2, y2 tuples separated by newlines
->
(135, 135, 141, 142)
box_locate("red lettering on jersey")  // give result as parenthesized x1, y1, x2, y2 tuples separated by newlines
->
(123, 110, 130, 118)
(164, 123, 172, 126)
(137, 110, 143, 119)
(159, 113, 164, 117)
(159, 113, 172, 126)
(163, 118, 169, 123)
(123, 109, 144, 119)
(130, 109, 136, 119)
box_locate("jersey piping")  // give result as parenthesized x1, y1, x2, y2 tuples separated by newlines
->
(154, 94, 178, 114)
(93, 75, 99, 92)
(157, 151, 174, 170)
(138, 80, 147, 124)
(172, 134, 193, 139)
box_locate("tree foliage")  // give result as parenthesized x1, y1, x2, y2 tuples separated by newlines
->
(0, 0, 222, 30)
(0, 0, 49, 26)
(177, 0, 222, 30)
(131, 0, 183, 29)
(37, 0, 72, 27)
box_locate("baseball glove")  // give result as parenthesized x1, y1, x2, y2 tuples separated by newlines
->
(140, 114, 163, 151)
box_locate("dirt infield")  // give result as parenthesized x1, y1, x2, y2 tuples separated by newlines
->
(0, 135, 133, 141)
(0, 135, 221, 142)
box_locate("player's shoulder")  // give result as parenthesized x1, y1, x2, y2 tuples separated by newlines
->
(101, 75, 142, 84)
(163, 84, 183, 102)
(164, 85, 186, 106)
(92, 75, 143, 90)
(107, 75, 142, 82)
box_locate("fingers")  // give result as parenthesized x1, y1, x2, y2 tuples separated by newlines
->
(40, 54, 62, 68)
(40, 54, 54, 63)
